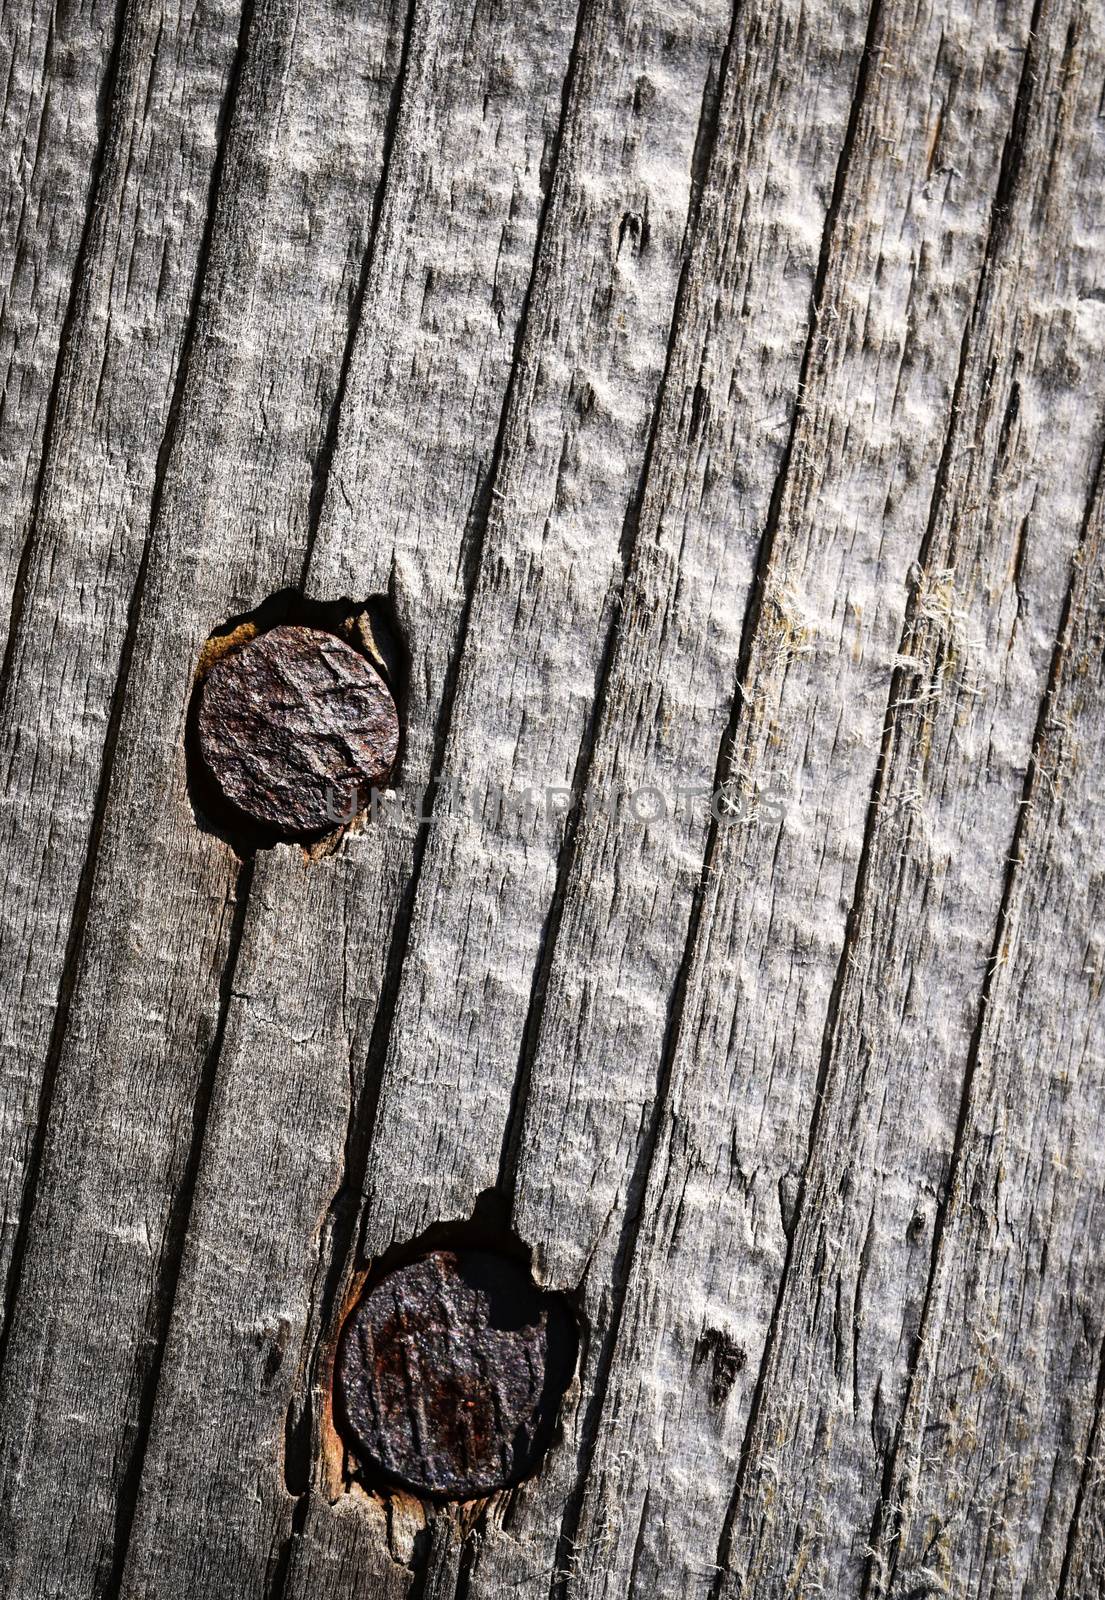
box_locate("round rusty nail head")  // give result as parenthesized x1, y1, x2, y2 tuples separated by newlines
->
(196, 623, 398, 837)
(335, 1249, 576, 1499)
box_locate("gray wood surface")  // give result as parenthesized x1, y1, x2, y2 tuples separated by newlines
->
(0, 1, 1102, 1597)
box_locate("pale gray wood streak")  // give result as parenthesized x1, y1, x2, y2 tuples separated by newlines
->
(490, 0, 1062, 1593)
(715, 3, 1105, 1597)
(353, 0, 732, 1265)
(0, 0, 406, 1594)
(271, 1492, 410, 1600)
(871, 156, 1105, 1600)
(120, 0, 587, 1594)
(0, 0, 117, 626)
(0, 0, 243, 1336)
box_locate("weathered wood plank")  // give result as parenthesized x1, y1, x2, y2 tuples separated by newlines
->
(491, 0, 1069, 1592)
(0, 0, 244, 1332)
(115, 3, 741, 1595)
(268, 1492, 411, 1600)
(871, 428, 1105, 1591)
(0, 0, 118, 627)
(350, 0, 733, 1267)
(479, 0, 1087, 1587)
(0, 0, 407, 1593)
(2, 2, 1104, 1597)
(471, 0, 892, 1583)
(120, 0, 591, 1592)
(714, 4, 1105, 1594)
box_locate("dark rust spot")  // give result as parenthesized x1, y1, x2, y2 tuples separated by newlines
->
(335, 1249, 577, 1499)
(692, 1326, 745, 1407)
(196, 623, 398, 837)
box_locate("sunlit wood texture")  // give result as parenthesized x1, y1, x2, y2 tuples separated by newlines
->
(0, 0, 1103, 1596)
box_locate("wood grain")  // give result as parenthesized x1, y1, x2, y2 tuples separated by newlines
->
(0, 0, 1102, 1597)
(715, 3, 1105, 1595)
(0, 0, 406, 1593)
(0, 0, 118, 626)
(0, 0, 243, 1331)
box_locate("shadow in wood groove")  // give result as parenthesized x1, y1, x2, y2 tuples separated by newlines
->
(409, 1516, 461, 1600)
(0, 0, 258, 1369)
(900, 0, 1049, 588)
(264, 1492, 311, 1600)
(1058, 1312, 1105, 1600)
(452, 1522, 481, 1600)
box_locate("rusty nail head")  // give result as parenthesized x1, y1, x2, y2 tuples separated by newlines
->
(196, 623, 398, 837)
(335, 1249, 577, 1499)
